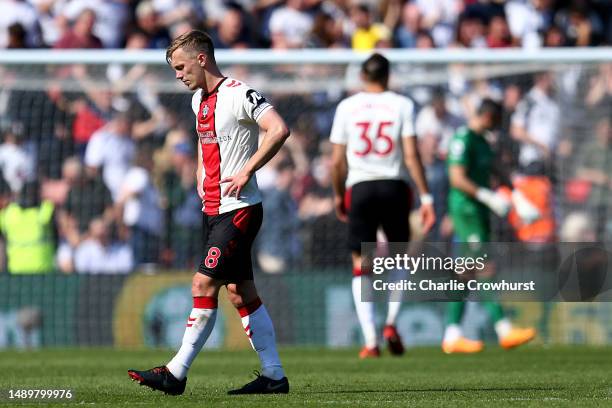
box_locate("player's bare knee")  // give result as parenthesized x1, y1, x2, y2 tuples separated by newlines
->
(191, 273, 219, 297)
(226, 282, 259, 308)
(226, 290, 242, 307)
(226, 287, 249, 308)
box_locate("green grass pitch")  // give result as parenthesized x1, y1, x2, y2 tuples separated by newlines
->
(0, 346, 610, 407)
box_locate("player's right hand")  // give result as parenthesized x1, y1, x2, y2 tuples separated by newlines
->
(420, 203, 436, 235)
(334, 195, 348, 223)
(475, 188, 511, 217)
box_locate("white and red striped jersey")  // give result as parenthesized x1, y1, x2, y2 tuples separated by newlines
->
(191, 77, 272, 215)
(330, 91, 416, 188)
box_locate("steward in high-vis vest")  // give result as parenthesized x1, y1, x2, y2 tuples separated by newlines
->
(0, 181, 56, 274)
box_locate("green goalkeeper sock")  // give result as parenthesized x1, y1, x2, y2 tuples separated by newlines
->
(446, 302, 465, 326)
(482, 301, 505, 323)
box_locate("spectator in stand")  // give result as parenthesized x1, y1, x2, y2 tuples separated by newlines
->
(59, 0, 130, 48)
(53, 8, 102, 49)
(255, 145, 292, 192)
(6, 22, 28, 48)
(69, 63, 123, 155)
(0, 181, 56, 274)
(116, 148, 163, 267)
(151, 128, 189, 180)
(555, 2, 604, 47)
(84, 112, 135, 200)
(5, 77, 73, 176)
(604, 2, 612, 45)
(169, 20, 195, 40)
(1, 0, 609, 51)
(543, 24, 566, 47)
(318, 0, 351, 38)
(415, 29, 435, 48)
(453, 73, 504, 120)
(414, 0, 463, 48)
(134, 1, 171, 49)
(0, 177, 11, 270)
(104, 30, 149, 98)
(210, 3, 252, 49)
(298, 140, 346, 268)
(511, 71, 560, 171)
(269, 0, 313, 49)
(559, 211, 596, 242)
(28, 0, 64, 47)
(202, 0, 229, 26)
(123, 29, 149, 49)
(41, 156, 80, 207)
(58, 217, 133, 274)
(585, 63, 612, 110)
(415, 89, 463, 240)
(258, 159, 301, 274)
(69, 97, 107, 155)
(162, 141, 202, 269)
(451, 10, 486, 48)
(0, 175, 10, 207)
(349, 3, 393, 50)
(298, 141, 334, 223)
(0, 123, 35, 193)
(148, 0, 202, 31)
(305, 10, 347, 48)
(0, 0, 41, 48)
(574, 117, 611, 241)
(505, 0, 555, 49)
(102, 32, 175, 147)
(58, 157, 114, 244)
(486, 14, 513, 48)
(498, 84, 522, 169)
(34, 83, 75, 180)
(416, 88, 465, 160)
(394, 1, 421, 48)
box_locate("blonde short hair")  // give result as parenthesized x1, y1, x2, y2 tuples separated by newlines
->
(166, 30, 215, 64)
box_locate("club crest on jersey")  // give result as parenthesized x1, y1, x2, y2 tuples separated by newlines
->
(201, 104, 209, 118)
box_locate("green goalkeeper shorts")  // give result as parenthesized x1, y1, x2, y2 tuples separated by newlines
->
(450, 202, 489, 258)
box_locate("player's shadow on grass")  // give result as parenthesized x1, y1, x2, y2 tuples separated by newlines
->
(305, 386, 560, 394)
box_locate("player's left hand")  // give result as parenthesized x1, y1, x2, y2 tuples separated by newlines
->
(334, 195, 348, 223)
(220, 171, 252, 199)
(511, 189, 541, 224)
(419, 203, 436, 235)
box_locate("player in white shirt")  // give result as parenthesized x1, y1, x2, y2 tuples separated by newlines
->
(510, 72, 560, 169)
(189, 76, 269, 216)
(128, 30, 290, 395)
(331, 53, 435, 358)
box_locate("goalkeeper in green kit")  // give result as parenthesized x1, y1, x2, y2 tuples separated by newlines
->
(443, 98, 538, 354)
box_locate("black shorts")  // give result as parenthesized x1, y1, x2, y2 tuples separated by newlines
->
(347, 179, 412, 253)
(198, 203, 263, 281)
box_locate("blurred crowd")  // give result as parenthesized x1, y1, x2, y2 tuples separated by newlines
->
(1, 0, 611, 50)
(0, 0, 610, 275)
